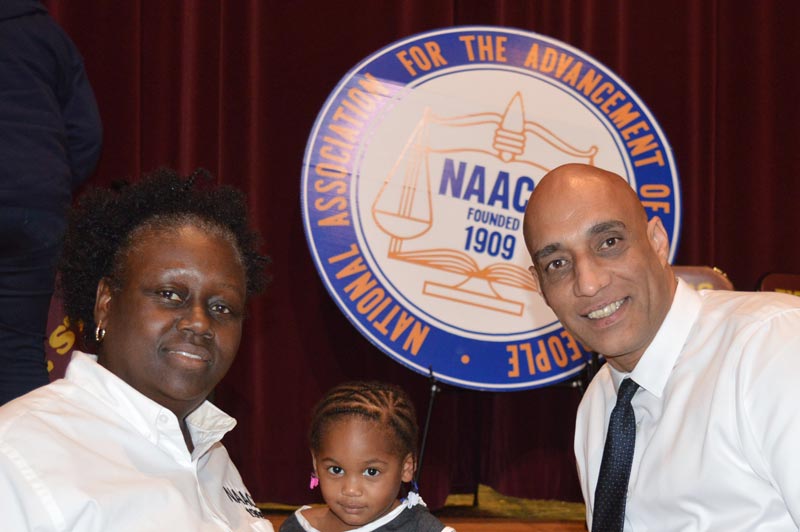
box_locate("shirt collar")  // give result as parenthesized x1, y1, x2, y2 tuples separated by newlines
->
(293, 496, 421, 532)
(65, 351, 236, 457)
(610, 279, 701, 397)
(186, 400, 237, 455)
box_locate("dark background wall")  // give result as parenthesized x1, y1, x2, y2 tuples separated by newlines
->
(44, 0, 800, 508)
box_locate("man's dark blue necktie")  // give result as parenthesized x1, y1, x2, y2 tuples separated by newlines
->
(592, 378, 640, 532)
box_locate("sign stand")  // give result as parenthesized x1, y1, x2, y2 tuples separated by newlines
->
(415, 366, 440, 486)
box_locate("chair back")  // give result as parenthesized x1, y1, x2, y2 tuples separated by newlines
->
(757, 272, 800, 296)
(673, 265, 734, 291)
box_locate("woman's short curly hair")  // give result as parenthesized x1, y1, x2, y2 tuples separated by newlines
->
(58, 168, 268, 341)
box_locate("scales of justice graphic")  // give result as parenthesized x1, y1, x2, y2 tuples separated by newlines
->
(370, 92, 599, 317)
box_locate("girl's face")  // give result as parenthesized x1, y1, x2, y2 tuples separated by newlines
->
(313, 416, 414, 530)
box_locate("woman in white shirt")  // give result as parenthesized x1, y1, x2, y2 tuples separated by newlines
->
(0, 168, 274, 531)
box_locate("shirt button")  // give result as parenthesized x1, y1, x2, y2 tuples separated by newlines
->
(158, 414, 168, 424)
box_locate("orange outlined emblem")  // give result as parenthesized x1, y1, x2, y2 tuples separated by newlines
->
(303, 27, 679, 390)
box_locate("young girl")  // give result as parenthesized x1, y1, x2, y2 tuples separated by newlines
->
(280, 381, 455, 532)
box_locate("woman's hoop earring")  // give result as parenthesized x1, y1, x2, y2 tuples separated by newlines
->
(95, 325, 106, 343)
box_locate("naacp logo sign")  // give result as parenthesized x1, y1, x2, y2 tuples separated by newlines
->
(302, 26, 679, 391)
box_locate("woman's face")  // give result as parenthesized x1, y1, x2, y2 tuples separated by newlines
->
(93, 223, 247, 419)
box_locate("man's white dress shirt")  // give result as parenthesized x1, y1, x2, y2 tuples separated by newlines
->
(576, 280, 800, 531)
(0, 351, 274, 531)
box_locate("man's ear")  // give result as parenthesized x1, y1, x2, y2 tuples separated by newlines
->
(647, 216, 670, 265)
(528, 264, 551, 308)
(401, 453, 415, 483)
(528, 265, 542, 294)
(93, 277, 114, 329)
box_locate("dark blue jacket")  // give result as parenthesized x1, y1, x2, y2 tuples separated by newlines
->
(0, 0, 102, 213)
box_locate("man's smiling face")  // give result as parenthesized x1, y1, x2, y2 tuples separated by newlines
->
(523, 164, 676, 372)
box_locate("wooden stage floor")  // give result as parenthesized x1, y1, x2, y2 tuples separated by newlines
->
(262, 484, 588, 530)
(435, 519, 585, 531)
(264, 513, 587, 531)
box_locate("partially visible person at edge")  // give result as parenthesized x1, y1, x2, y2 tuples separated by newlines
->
(522, 163, 800, 531)
(0, 0, 103, 405)
(0, 169, 274, 531)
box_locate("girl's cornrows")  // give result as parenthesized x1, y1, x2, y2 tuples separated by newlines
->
(310, 381, 419, 461)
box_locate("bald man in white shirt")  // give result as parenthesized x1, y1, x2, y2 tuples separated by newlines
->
(523, 163, 800, 531)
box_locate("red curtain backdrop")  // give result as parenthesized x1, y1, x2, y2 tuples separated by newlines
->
(43, 0, 800, 509)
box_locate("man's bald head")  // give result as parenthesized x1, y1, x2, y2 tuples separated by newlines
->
(521, 163, 676, 372)
(523, 164, 647, 256)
